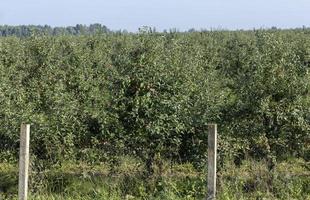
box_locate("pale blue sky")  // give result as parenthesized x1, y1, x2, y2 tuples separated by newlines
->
(0, 0, 309, 31)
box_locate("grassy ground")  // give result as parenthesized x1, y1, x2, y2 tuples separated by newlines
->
(0, 158, 309, 200)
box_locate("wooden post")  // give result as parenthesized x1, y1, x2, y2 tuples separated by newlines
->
(207, 124, 217, 200)
(18, 124, 30, 200)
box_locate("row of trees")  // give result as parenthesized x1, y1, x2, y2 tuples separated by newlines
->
(2, 24, 309, 37)
(0, 29, 309, 172)
(0, 24, 110, 37)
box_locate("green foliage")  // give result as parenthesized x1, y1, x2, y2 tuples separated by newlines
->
(219, 31, 310, 164)
(0, 29, 309, 173)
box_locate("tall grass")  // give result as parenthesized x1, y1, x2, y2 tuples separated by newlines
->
(1, 157, 309, 200)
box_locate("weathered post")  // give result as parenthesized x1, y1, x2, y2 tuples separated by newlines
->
(18, 124, 30, 200)
(207, 124, 217, 200)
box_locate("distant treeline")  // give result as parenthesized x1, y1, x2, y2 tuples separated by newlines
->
(1, 24, 310, 37)
(0, 24, 110, 37)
